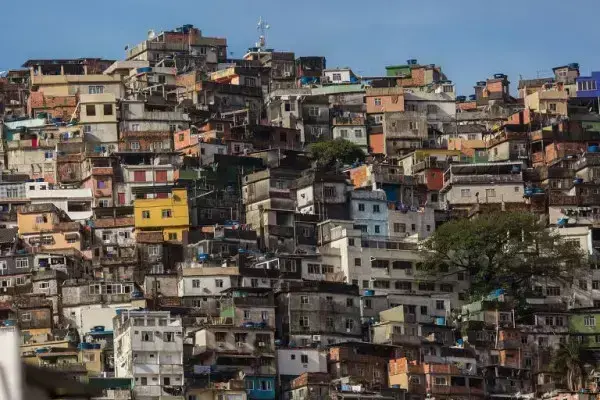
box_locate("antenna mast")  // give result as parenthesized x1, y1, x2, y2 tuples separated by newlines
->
(256, 17, 270, 52)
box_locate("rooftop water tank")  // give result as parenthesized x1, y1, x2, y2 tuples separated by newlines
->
(569, 63, 580, 70)
(589, 145, 599, 153)
(407, 59, 418, 65)
(456, 96, 467, 102)
(494, 73, 506, 79)
(476, 81, 486, 86)
(363, 290, 374, 296)
(468, 94, 477, 101)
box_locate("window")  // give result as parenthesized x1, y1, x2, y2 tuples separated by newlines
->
(374, 225, 380, 234)
(580, 280, 588, 290)
(593, 281, 600, 290)
(38, 282, 49, 290)
(434, 377, 447, 385)
(88, 85, 104, 94)
(141, 210, 150, 219)
(393, 223, 406, 233)
(301, 296, 309, 305)
(21, 312, 31, 322)
(133, 170, 146, 182)
(457, 272, 465, 281)
(141, 331, 153, 342)
(245, 380, 254, 390)
(354, 129, 363, 138)
(85, 104, 96, 116)
(486, 188, 496, 198)
(164, 331, 175, 342)
(192, 279, 200, 288)
(354, 258, 361, 267)
(326, 317, 334, 329)
(323, 186, 336, 197)
(161, 209, 173, 219)
(245, 77, 257, 87)
(346, 298, 354, 307)
(345, 319, 355, 330)
(436, 300, 445, 310)
(440, 284, 453, 293)
(16, 276, 26, 286)
(395, 281, 412, 290)
(307, 264, 320, 274)
(103, 104, 113, 116)
(549, 103, 557, 112)
(358, 203, 365, 212)
(409, 121, 418, 130)
(332, 73, 342, 82)
(340, 129, 348, 139)
(546, 286, 561, 296)
(299, 316, 309, 327)
(374, 115, 383, 124)
(374, 98, 382, 106)
(155, 170, 167, 182)
(585, 316, 596, 327)
(420, 305, 428, 315)
(16, 258, 29, 269)
(461, 189, 470, 198)
(308, 106, 319, 117)
(260, 380, 272, 391)
(215, 279, 224, 288)
(322, 265, 334, 274)
(299, 354, 309, 364)
(372, 204, 381, 213)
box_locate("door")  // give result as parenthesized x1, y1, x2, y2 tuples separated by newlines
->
(117, 193, 125, 205)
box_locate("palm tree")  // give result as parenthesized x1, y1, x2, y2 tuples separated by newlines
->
(552, 340, 586, 391)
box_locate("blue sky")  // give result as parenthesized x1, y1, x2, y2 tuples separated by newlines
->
(2, 0, 600, 95)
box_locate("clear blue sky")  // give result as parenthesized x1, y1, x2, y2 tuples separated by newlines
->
(2, 0, 600, 95)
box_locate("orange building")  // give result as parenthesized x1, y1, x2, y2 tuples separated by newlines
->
(17, 204, 82, 252)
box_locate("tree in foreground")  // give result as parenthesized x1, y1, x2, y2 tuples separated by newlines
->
(419, 211, 585, 300)
(552, 341, 586, 391)
(308, 138, 365, 168)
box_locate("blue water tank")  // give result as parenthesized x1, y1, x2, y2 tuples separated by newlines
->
(363, 290, 374, 296)
(477, 81, 486, 86)
(589, 145, 599, 153)
(456, 96, 467, 102)
(494, 73, 506, 79)
(468, 94, 477, 101)
(574, 178, 584, 184)
(524, 188, 534, 197)
(93, 325, 105, 332)
(407, 59, 418, 65)
(569, 63, 580, 70)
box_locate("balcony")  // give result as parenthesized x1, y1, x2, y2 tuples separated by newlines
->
(267, 225, 294, 237)
(92, 167, 114, 176)
(496, 339, 522, 350)
(487, 132, 528, 148)
(413, 159, 449, 173)
(332, 116, 365, 126)
(446, 174, 523, 186)
(41, 362, 88, 373)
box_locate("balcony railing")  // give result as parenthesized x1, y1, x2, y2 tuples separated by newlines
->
(267, 225, 294, 237)
(41, 362, 88, 373)
(332, 116, 365, 126)
(446, 174, 523, 185)
(413, 159, 450, 173)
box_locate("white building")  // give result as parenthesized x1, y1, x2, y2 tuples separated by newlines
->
(349, 190, 389, 236)
(25, 181, 93, 221)
(276, 348, 328, 377)
(322, 68, 357, 85)
(388, 207, 436, 241)
(177, 261, 239, 298)
(318, 220, 469, 307)
(114, 310, 184, 400)
(78, 93, 119, 145)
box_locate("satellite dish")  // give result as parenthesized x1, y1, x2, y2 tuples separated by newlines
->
(148, 29, 156, 40)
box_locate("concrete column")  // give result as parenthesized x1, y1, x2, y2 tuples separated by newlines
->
(60, 65, 65, 75)
(83, 65, 88, 75)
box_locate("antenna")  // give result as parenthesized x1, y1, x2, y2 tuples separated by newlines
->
(256, 17, 270, 51)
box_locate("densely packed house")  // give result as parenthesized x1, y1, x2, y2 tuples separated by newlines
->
(2, 22, 600, 400)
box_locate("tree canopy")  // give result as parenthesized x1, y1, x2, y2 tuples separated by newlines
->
(419, 211, 586, 300)
(552, 341, 587, 391)
(308, 138, 366, 168)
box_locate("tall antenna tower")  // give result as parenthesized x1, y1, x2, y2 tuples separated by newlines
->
(256, 17, 270, 52)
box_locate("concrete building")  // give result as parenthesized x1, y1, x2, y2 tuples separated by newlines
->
(134, 188, 190, 243)
(349, 189, 389, 236)
(294, 170, 349, 221)
(78, 93, 119, 146)
(17, 204, 82, 253)
(331, 115, 368, 152)
(114, 310, 184, 400)
(322, 68, 358, 85)
(317, 220, 468, 305)
(25, 182, 93, 222)
(440, 161, 526, 211)
(275, 281, 362, 347)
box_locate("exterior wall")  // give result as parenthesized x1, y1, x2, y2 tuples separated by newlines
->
(323, 70, 353, 84)
(349, 191, 389, 236)
(25, 185, 93, 221)
(32, 74, 124, 97)
(388, 208, 435, 240)
(276, 349, 328, 376)
(487, 140, 528, 162)
(79, 93, 119, 144)
(331, 125, 368, 150)
(121, 101, 189, 132)
(366, 88, 404, 114)
(369, 132, 385, 154)
(442, 183, 524, 206)
(134, 188, 189, 241)
(178, 273, 238, 297)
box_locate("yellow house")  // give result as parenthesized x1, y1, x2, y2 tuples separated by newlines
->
(17, 204, 82, 251)
(134, 188, 189, 242)
(524, 89, 568, 116)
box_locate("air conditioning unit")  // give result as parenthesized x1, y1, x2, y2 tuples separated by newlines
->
(312, 335, 321, 342)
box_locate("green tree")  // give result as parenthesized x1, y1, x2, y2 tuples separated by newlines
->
(419, 211, 585, 300)
(308, 138, 365, 168)
(552, 341, 586, 391)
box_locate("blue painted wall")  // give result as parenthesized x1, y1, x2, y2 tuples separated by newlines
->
(576, 72, 600, 98)
(245, 376, 276, 400)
